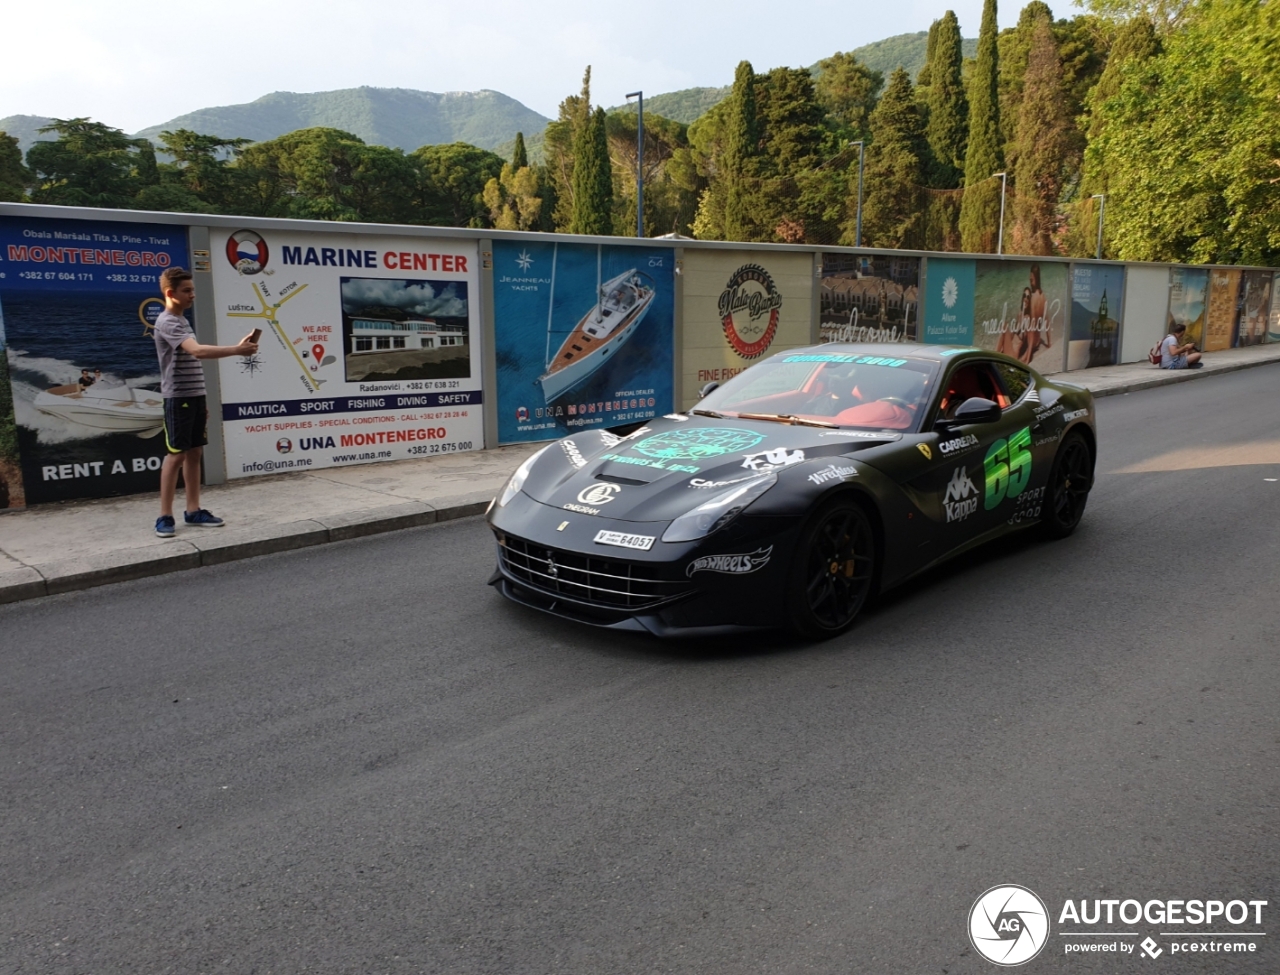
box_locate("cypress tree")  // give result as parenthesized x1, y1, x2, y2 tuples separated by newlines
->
(857, 68, 927, 248)
(723, 60, 758, 241)
(924, 10, 968, 187)
(959, 0, 1004, 252)
(1011, 20, 1071, 255)
(998, 1, 1054, 174)
(511, 132, 528, 169)
(917, 19, 940, 88)
(571, 107, 613, 235)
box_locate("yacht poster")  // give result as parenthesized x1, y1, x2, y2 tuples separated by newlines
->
(974, 260, 1068, 373)
(1068, 264, 1125, 370)
(211, 229, 482, 477)
(819, 253, 920, 343)
(0, 215, 188, 505)
(493, 240, 674, 445)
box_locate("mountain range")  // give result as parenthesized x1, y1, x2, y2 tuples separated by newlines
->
(1, 32, 975, 160)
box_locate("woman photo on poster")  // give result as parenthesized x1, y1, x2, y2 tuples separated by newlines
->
(1019, 264, 1052, 364)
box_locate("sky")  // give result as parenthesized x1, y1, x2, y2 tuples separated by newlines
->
(0, 0, 1025, 134)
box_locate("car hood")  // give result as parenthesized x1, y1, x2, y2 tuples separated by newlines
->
(521, 416, 901, 523)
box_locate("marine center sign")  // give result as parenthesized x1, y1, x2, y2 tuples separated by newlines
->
(681, 250, 813, 409)
(211, 229, 483, 477)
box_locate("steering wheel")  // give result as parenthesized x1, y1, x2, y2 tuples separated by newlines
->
(879, 396, 912, 409)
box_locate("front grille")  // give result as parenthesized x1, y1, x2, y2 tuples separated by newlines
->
(498, 533, 690, 610)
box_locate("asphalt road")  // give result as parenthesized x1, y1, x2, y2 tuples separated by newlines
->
(2, 365, 1278, 975)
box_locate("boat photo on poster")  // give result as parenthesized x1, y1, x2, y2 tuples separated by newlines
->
(0, 215, 188, 505)
(493, 240, 674, 445)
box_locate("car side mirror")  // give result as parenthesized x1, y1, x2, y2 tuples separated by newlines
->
(698, 381, 720, 398)
(937, 396, 1002, 430)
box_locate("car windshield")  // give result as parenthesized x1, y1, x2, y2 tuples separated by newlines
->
(695, 353, 940, 432)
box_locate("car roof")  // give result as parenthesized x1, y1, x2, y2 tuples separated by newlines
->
(777, 342, 1031, 369)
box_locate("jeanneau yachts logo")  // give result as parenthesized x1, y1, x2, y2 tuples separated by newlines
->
(969, 885, 1049, 966)
(719, 263, 783, 359)
(515, 250, 534, 271)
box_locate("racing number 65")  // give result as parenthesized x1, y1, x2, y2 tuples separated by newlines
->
(983, 427, 1032, 509)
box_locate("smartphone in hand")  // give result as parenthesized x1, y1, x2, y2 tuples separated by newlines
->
(249, 328, 263, 343)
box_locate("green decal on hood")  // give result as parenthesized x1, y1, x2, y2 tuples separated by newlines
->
(632, 427, 765, 461)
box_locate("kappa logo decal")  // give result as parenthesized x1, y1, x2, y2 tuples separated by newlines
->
(943, 466, 979, 523)
(686, 546, 773, 577)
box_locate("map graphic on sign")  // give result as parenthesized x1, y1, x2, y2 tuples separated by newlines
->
(226, 281, 327, 394)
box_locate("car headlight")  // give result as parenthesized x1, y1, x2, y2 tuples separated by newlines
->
(661, 473, 777, 543)
(498, 444, 551, 507)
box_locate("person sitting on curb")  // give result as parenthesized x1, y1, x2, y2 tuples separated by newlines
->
(1160, 323, 1202, 370)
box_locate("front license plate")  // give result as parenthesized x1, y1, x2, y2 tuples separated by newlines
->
(593, 530, 655, 551)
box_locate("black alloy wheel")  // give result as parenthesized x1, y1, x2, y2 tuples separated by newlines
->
(787, 498, 877, 639)
(1041, 432, 1094, 539)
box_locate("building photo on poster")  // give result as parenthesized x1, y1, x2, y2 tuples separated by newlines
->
(212, 229, 482, 477)
(974, 259, 1067, 373)
(0, 215, 188, 505)
(819, 253, 919, 343)
(493, 240, 673, 445)
(1069, 264, 1124, 369)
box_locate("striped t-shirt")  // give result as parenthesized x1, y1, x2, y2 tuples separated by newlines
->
(154, 310, 207, 397)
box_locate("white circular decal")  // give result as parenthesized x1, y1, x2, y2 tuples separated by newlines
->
(577, 483, 621, 505)
(968, 885, 1050, 966)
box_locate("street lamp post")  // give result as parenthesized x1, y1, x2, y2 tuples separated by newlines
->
(993, 171, 1007, 255)
(851, 140, 865, 248)
(626, 91, 644, 238)
(1091, 193, 1106, 259)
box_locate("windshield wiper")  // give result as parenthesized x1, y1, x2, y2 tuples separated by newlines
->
(734, 412, 838, 429)
(690, 408, 725, 418)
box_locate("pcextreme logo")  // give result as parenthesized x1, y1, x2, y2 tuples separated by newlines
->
(969, 885, 1050, 966)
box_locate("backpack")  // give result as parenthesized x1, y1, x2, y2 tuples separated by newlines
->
(1149, 336, 1166, 365)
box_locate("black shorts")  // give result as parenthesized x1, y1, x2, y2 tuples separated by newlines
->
(164, 396, 208, 453)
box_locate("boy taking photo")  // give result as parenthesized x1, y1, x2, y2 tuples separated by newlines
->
(153, 266, 258, 538)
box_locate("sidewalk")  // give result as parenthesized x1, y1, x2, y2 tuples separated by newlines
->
(4, 343, 1279, 605)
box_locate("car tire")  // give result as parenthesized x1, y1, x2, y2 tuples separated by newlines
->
(1040, 431, 1094, 540)
(786, 497, 877, 640)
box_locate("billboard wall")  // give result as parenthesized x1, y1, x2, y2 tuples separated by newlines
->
(1235, 270, 1272, 347)
(211, 229, 482, 477)
(1167, 266, 1209, 350)
(492, 241, 673, 444)
(681, 250, 813, 409)
(921, 257, 975, 344)
(1269, 273, 1280, 344)
(0, 215, 188, 505)
(0, 298, 21, 509)
(819, 253, 919, 343)
(1203, 268, 1241, 352)
(974, 260, 1067, 373)
(1069, 264, 1124, 370)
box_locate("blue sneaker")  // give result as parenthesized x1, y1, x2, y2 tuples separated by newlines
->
(184, 508, 225, 528)
(155, 515, 176, 538)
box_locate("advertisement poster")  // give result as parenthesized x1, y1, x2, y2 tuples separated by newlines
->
(1269, 273, 1280, 343)
(974, 260, 1067, 373)
(493, 240, 673, 445)
(921, 257, 975, 345)
(211, 229, 482, 477)
(1167, 266, 1209, 350)
(1068, 264, 1124, 370)
(0, 215, 188, 505)
(1203, 268, 1241, 352)
(0, 301, 21, 509)
(1234, 270, 1272, 347)
(819, 253, 919, 343)
(681, 250, 812, 409)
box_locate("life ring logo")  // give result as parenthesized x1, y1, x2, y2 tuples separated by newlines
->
(276, 438, 293, 454)
(968, 885, 1049, 966)
(718, 263, 783, 359)
(227, 230, 269, 275)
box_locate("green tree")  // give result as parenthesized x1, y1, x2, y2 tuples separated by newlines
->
(960, 0, 1005, 252)
(722, 60, 760, 240)
(0, 132, 30, 201)
(1080, 0, 1192, 33)
(413, 142, 505, 227)
(545, 67, 594, 231)
(607, 111, 699, 236)
(923, 10, 968, 187)
(997, 2, 1054, 173)
(814, 52, 882, 143)
(26, 119, 149, 208)
(511, 132, 528, 169)
(917, 19, 941, 87)
(570, 107, 613, 235)
(858, 68, 927, 248)
(156, 129, 249, 210)
(483, 160, 543, 230)
(1010, 19, 1073, 254)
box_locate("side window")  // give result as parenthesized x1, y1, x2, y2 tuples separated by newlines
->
(936, 362, 1010, 420)
(993, 362, 1033, 405)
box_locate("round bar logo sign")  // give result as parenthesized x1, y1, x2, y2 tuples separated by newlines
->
(719, 263, 783, 359)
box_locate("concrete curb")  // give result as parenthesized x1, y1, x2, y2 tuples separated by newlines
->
(0, 498, 490, 606)
(1083, 353, 1280, 399)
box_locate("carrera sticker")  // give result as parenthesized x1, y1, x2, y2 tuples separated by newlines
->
(807, 464, 858, 486)
(594, 530, 655, 551)
(577, 483, 621, 505)
(984, 426, 1033, 509)
(688, 475, 756, 490)
(939, 433, 980, 456)
(686, 546, 773, 577)
(633, 427, 764, 461)
(942, 466, 980, 523)
(561, 439, 588, 469)
(742, 447, 805, 472)
(663, 413, 689, 421)
(1062, 408, 1090, 422)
